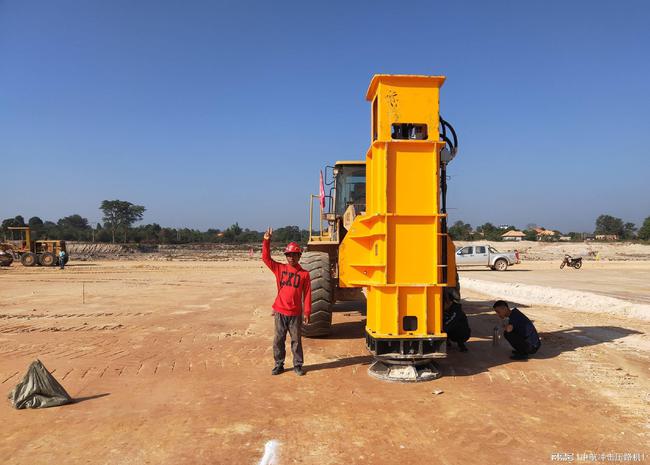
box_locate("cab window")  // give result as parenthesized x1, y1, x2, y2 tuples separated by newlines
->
(335, 165, 366, 215)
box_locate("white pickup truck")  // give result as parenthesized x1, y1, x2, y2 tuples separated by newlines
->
(455, 244, 520, 271)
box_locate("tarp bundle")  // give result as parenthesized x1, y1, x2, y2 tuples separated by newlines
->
(8, 360, 72, 409)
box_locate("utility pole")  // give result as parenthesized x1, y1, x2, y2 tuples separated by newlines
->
(89, 222, 98, 242)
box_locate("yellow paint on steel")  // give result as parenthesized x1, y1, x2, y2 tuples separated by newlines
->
(339, 74, 454, 340)
(334, 160, 366, 166)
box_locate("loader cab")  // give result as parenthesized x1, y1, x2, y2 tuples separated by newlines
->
(333, 162, 366, 216)
(308, 160, 366, 246)
(6, 227, 32, 253)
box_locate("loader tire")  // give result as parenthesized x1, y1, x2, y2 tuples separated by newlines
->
(300, 251, 333, 337)
(40, 252, 56, 266)
(21, 253, 37, 267)
(0, 254, 13, 266)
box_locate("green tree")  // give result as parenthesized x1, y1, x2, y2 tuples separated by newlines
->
(638, 217, 650, 241)
(28, 216, 43, 227)
(27, 216, 44, 240)
(568, 232, 584, 241)
(1, 215, 26, 231)
(100, 200, 146, 243)
(622, 222, 637, 240)
(41, 221, 60, 240)
(475, 222, 502, 241)
(56, 214, 92, 240)
(58, 214, 90, 230)
(272, 226, 302, 244)
(594, 214, 624, 237)
(448, 221, 473, 241)
(2, 218, 18, 232)
(523, 229, 537, 241)
(223, 223, 243, 242)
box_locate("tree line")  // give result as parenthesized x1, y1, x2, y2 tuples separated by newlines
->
(1, 200, 307, 245)
(3, 201, 649, 244)
(449, 214, 650, 242)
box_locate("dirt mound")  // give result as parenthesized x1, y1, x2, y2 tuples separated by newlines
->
(67, 242, 138, 260)
(66, 242, 262, 261)
(461, 276, 650, 321)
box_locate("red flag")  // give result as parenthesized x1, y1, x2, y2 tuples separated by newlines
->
(319, 170, 326, 210)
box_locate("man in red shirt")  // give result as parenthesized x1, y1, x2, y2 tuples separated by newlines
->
(262, 227, 311, 376)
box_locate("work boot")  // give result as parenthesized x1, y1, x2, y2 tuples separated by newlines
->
(293, 366, 305, 376)
(271, 365, 284, 376)
(458, 342, 468, 352)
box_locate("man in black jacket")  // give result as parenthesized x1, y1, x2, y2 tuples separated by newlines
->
(493, 300, 541, 360)
(443, 290, 471, 352)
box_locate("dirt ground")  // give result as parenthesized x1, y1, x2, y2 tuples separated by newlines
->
(1, 259, 648, 464)
(460, 260, 650, 305)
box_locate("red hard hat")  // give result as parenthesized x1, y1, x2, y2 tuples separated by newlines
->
(284, 242, 302, 254)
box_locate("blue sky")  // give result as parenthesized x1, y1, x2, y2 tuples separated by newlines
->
(1, 0, 648, 233)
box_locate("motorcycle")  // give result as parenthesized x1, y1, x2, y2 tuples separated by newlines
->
(560, 254, 582, 269)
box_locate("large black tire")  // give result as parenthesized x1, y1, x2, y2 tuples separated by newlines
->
(301, 251, 333, 337)
(0, 254, 13, 266)
(21, 253, 37, 267)
(40, 252, 56, 266)
(493, 259, 508, 272)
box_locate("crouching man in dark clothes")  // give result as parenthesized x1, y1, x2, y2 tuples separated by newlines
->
(443, 290, 471, 352)
(262, 227, 311, 376)
(492, 300, 541, 360)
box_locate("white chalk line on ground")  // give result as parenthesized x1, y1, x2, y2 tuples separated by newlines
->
(460, 277, 650, 322)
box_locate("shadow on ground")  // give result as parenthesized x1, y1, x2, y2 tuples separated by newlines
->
(460, 268, 532, 273)
(304, 355, 373, 373)
(307, 297, 641, 376)
(438, 298, 642, 376)
(72, 393, 110, 404)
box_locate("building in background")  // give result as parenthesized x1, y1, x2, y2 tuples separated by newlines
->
(534, 228, 557, 241)
(501, 230, 526, 241)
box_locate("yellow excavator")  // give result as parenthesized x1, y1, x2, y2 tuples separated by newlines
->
(1, 227, 68, 267)
(301, 74, 459, 381)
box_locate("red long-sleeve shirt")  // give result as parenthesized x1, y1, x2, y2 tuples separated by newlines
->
(262, 239, 311, 318)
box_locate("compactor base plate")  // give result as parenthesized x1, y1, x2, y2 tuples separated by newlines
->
(368, 359, 441, 383)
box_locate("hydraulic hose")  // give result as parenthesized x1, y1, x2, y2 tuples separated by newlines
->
(440, 116, 458, 151)
(438, 116, 458, 285)
(440, 163, 448, 284)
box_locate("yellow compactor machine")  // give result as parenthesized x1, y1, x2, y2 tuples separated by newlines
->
(302, 74, 459, 381)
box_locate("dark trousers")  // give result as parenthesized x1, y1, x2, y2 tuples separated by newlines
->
(273, 313, 303, 367)
(504, 330, 540, 355)
(447, 327, 470, 345)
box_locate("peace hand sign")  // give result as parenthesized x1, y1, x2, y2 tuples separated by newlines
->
(264, 227, 273, 240)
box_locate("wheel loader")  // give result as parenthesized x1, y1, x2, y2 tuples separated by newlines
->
(301, 74, 459, 381)
(1, 227, 68, 267)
